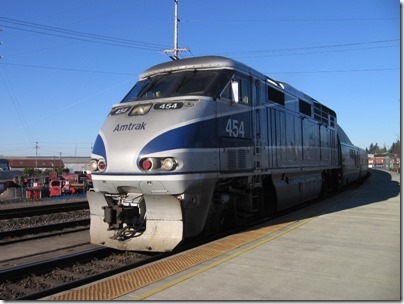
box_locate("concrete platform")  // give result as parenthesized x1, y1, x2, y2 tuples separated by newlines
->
(118, 169, 401, 301)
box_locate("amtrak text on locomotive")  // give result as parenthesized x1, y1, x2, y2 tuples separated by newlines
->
(113, 122, 146, 132)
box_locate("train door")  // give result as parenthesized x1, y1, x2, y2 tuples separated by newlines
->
(252, 79, 263, 171)
(217, 74, 253, 173)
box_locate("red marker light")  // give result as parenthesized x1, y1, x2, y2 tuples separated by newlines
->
(141, 158, 152, 171)
(97, 160, 107, 171)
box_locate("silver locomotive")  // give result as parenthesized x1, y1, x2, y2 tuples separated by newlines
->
(88, 56, 368, 252)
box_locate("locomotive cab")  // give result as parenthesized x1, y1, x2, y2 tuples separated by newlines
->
(88, 58, 244, 251)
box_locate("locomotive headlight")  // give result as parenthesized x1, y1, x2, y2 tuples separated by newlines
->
(89, 160, 99, 171)
(162, 158, 176, 171)
(129, 103, 152, 116)
(89, 159, 107, 172)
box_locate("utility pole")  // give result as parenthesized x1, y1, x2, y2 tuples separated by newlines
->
(163, 0, 189, 60)
(0, 28, 3, 59)
(35, 141, 39, 169)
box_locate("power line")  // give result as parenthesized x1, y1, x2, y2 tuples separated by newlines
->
(0, 61, 137, 76)
(268, 67, 399, 75)
(183, 17, 399, 23)
(213, 39, 399, 57)
(0, 65, 36, 146)
(0, 16, 170, 51)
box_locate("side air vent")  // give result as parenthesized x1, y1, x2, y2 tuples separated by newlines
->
(228, 150, 237, 169)
(238, 150, 247, 169)
(227, 149, 247, 169)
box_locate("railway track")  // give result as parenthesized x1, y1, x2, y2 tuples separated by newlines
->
(0, 200, 90, 244)
(0, 219, 89, 245)
(0, 243, 160, 300)
(0, 200, 89, 220)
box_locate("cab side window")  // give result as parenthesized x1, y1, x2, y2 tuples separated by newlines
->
(220, 73, 251, 105)
(221, 82, 231, 100)
(239, 77, 250, 104)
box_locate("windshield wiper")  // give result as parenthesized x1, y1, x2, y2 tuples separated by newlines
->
(172, 70, 197, 94)
(138, 73, 172, 98)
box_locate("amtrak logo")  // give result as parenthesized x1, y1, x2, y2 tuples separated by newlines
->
(113, 122, 146, 132)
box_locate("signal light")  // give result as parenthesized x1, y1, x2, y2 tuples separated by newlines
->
(162, 158, 176, 171)
(89, 160, 98, 171)
(139, 157, 178, 172)
(140, 158, 153, 171)
(129, 103, 152, 116)
(98, 160, 107, 171)
(89, 159, 107, 172)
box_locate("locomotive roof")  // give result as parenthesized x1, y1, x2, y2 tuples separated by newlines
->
(140, 56, 268, 80)
(140, 56, 335, 115)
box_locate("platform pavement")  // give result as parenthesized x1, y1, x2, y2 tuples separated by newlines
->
(118, 169, 400, 301)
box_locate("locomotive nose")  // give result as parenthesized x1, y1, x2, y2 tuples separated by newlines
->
(90, 134, 107, 172)
(92, 134, 107, 160)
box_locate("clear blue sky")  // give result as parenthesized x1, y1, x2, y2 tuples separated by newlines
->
(0, 0, 400, 157)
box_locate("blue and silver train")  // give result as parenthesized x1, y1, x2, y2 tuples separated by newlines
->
(88, 56, 368, 252)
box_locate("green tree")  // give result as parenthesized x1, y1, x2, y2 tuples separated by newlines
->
(389, 140, 401, 156)
(367, 143, 380, 154)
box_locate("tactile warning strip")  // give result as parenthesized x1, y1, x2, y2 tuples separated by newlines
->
(48, 221, 297, 300)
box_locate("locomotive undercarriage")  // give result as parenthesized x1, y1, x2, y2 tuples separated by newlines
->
(88, 190, 183, 252)
(204, 175, 277, 234)
(204, 168, 342, 234)
(88, 168, 342, 251)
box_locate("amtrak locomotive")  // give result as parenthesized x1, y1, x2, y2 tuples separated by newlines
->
(88, 56, 368, 252)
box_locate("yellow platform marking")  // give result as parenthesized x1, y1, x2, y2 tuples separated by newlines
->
(48, 217, 316, 301)
(133, 216, 317, 300)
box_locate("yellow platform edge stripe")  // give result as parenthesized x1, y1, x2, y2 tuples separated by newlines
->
(48, 216, 317, 301)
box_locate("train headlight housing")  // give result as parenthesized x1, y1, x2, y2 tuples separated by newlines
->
(89, 160, 98, 171)
(89, 159, 107, 172)
(129, 103, 152, 116)
(97, 160, 107, 172)
(162, 158, 176, 171)
(139, 157, 178, 172)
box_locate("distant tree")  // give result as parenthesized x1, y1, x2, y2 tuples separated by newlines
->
(24, 168, 34, 176)
(366, 143, 388, 154)
(367, 143, 379, 154)
(389, 140, 401, 157)
(23, 168, 43, 176)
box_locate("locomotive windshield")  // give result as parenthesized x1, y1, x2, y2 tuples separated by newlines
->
(121, 70, 233, 103)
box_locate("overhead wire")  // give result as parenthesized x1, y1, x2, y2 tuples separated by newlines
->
(212, 39, 399, 58)
(268, 67, 399, 75)
(0, 61, 137, 76)
(0, 65, 36, 147)
(0, 16, 398, 74)
(182, 17, 399, 24)
(0, 16, 170, 51)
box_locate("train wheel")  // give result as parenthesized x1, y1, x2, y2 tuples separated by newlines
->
(204, 192, 235, 234)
